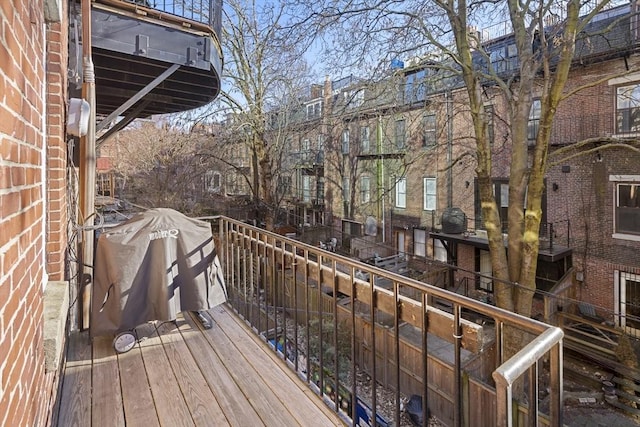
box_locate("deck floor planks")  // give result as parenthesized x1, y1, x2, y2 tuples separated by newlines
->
(183, 311, 295, 426)
(56, 332, 93, 427)
(207, 306, 345, 427)
(58, 305, 346, 427)
(137, 322, 195, 427)
(156, 318, 230, 426)
(91, 336, 125, 427)
(117, 330, 161, 427)
(177, 315, 266, 427)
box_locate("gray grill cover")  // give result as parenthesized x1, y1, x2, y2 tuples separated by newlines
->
(91, 208, 227, 337)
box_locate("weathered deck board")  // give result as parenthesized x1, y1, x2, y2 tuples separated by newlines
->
(55, 305, 345, 427)
(183, 311, 295, 425)
(156, 320, 229, 426)
(137, 322, 195, 426)
(207, 307, 345, 427)
(117, 337, 160, 427)
(178, 315, 266, 426)
(56, 332, 92, 427)
(91, 336, 124, 427)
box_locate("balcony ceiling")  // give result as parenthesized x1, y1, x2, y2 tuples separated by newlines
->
(70, 1, 223, 118)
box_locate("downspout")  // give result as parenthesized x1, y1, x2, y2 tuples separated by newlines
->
(446, 90, 453, 208)
(79, 0, 97, 330)
(376, 115, 385, 242)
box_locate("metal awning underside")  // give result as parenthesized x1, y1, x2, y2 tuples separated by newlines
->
(69, 1, 222, 119)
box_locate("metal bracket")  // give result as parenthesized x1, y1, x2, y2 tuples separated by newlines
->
(96, 63, 180, 133)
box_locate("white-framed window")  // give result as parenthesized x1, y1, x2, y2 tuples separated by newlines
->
(528, 99, 541, 141)
(616, 271, 640, 337)
(342, 129, 350, 154)
(302, 175, 311, 202)
(478, 249, 494, 292)
(414, 228, 426, 257)
(616, 83, 640, 134)
(611, 175, 640, 239)
(361, 126, 370, 153)
(301, 138, 310, 161)
(395, 119, 406, 149)
(395, 177, 406, 208)
(422, 112, 436, 148)
(423, 177, 436, 211)
(205, 171, 221, 192)
(434, 238, 447, 262)
(360, 175, 371, 203)
(342, 177, 350, 201)
(306, 101, 322, 120)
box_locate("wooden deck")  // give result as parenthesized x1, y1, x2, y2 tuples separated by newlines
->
(54, 305, 345, 426)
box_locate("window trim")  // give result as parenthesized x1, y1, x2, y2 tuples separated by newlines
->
(615, 83, 640, 135)
(423, 177, 436, 211)
(395, 177, 407, 208)
(395, 118, 406, 149)
(360, 175, 371, 203)
(610, 175, 640, 241)
(422, 112, 437, 148)
(342, 129, 350, 154)
(528, 98, 541, 141)
(361, 125, 370, 153)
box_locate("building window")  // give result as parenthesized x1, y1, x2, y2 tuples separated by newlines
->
(395, 177, 406, 208)
(343, 177, 350, 201)
(528, 99, 541, 141)
(301, 138, 310, 161)
(360, 175, 371, 203)
(476, 250, 494, 292)
(414, 228, 426, 257)
(616, 84, 640, 134)
(423, 177, 436, 211)
(342, 129, 350, 154)
(485, 104, 495, 144)
(361, 126, 370, 153)
(306, 101, 322, 120)
(278, 175, 291, 196)
(302, 176, 311, 202)
(316, 177, 325, 203)
(395, 119, 406, 149)
(615, 181, 640, 236)
(422, 113, 436, 148)
(205, 171, 221, 193)
(617, 271, 640, 336)
(474, 178, 547, 233)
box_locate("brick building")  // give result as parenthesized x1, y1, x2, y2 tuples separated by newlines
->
(274, 3, 640, 326)
(0, 1, 70, 425)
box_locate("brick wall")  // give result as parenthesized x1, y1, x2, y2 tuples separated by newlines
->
(46, 3, 69, 281)
(0, 1, 68, 426)
(545, 56, 640, 315)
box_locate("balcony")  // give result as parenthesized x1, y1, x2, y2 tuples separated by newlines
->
(55, 216, 563, 427)
(69, 0, 223, 141)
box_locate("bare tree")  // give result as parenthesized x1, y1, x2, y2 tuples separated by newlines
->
(289, 0, 640, 320)
(112, 122, 209, 214)
(195, 0, 315, 230)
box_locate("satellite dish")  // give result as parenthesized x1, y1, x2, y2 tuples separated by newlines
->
(365, 216, 378, 236)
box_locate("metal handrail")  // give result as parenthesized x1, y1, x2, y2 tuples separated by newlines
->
(211, 215, 563, 426)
